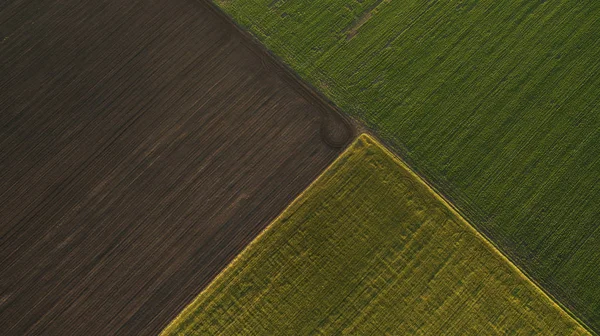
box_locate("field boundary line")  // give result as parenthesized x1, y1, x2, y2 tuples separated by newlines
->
(196, 0, 357, 148)
(160, 131, 357, 335)
(364, 133, 595, 335)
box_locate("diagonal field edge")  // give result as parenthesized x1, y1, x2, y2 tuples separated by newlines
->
(367, 133, 595, 335)
(195, 0, 356, 148)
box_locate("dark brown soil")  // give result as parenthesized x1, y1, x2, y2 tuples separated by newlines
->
(0, 0, 354, 335)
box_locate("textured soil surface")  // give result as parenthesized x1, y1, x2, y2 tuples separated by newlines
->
(0, 0, 354, 335)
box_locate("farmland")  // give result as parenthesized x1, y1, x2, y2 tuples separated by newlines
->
(216, 0, 600, 329)
(163, 134, 588, 336)
(0, 0, 353, 334)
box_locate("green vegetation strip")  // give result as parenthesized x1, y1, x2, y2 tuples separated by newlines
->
(214, 1, 600, 328)
(163, 135, 588, 335)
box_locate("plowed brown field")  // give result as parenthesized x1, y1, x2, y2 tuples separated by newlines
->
(0, 0, 354, 335)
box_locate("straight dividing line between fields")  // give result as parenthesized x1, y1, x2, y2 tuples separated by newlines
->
(197, 0, 356, 149)
(363, 133, 595, 335)
(159, 131, 362, 335)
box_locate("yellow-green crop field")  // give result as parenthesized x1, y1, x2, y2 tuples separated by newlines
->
(163, 135, 588, 335)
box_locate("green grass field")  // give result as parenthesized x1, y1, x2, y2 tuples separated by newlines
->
(162, 135, 588, 335)
(215, 0, 600, 329)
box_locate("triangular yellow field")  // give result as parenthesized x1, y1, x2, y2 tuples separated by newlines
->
(163, 134, 588, 335)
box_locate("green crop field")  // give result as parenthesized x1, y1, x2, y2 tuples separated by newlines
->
(162, 135, 588, 336)
(215, 0, 600, 329)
